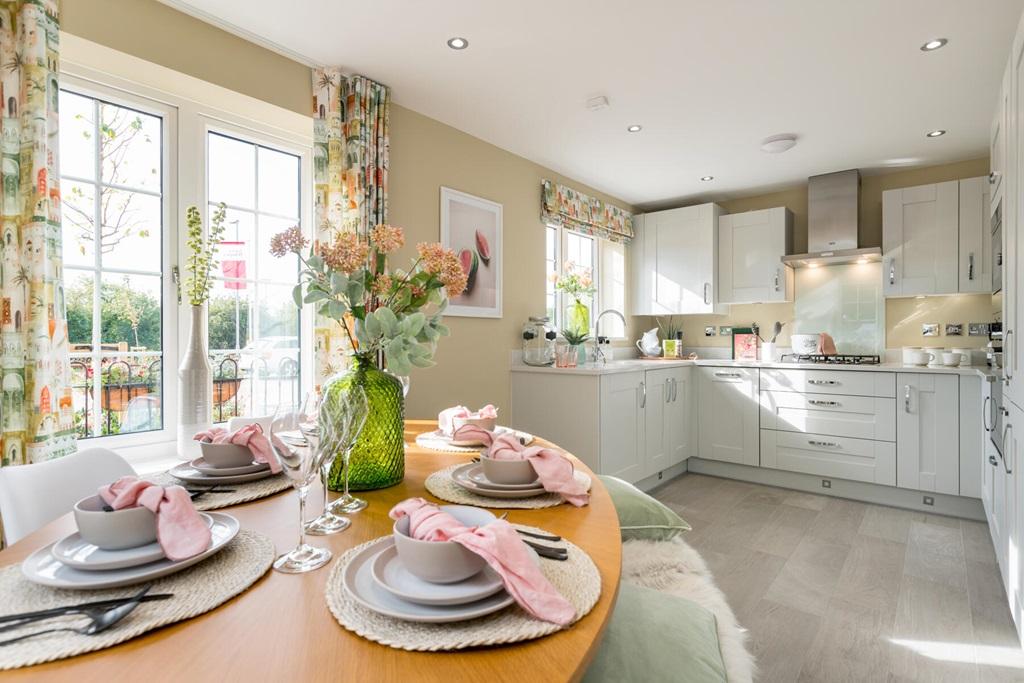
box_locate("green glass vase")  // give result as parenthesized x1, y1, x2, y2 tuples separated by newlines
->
(566, 299, 590, 336)
(323, 354, 405, 491)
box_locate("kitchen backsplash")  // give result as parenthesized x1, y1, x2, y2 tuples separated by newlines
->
(793, 263, 884, 354)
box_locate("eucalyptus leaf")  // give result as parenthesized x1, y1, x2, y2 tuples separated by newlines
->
(327, 300, 347, 320)
(330, 272, 348, 295)
(304, 289, 328, 303)
(292, 284, 303, 308)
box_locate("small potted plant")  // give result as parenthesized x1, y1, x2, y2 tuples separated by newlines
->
(557, 328, 590, 368)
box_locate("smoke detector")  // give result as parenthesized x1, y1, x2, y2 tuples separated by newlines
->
(760, 133, 798, 154)
(586, 96, 610, 112)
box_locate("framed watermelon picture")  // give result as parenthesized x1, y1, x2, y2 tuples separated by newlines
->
(440, 187, 503, 318)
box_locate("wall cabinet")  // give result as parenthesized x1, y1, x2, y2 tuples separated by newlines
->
(896, 373, 960, 495)
(882, 181, 960, 296)
(717, 207, 794, 304)
(698, 366, 759, 466)
(958, 176, 993, 294)
(631, 204, 728, 315)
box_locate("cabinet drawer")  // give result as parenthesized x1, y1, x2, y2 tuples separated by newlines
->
(759, 391, 895, 441)
(760, 368, 895, 398)
(760, 429, 896, 486)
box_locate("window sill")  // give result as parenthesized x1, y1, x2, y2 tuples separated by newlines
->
(78, 437, 184, 476)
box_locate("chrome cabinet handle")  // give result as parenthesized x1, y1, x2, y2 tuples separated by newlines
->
(808, 440, 840, 448)
(808, 379, 839, 386)
(984, 395, 993, 432)
(1006, 330, 1014, 381)
(670, 378, 678, 402)
(968, 252, 975, 281)
(990, 171, 1000, 184)
(703, 282, 710, 306)
(1002, 424, 1013, 474)
(904, 384, 912, 413)
(990, 454, 1000, 467)
(639, 381, 646, 409)
(889, 259, 896, 285)
(714, 372, 741, 379)
(774, 271, 780, 292)
(664, 379, 672, 404)
(808, 399, 839, 407)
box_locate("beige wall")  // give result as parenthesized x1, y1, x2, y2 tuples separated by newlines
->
(63, 0, 638, 420)
(62, 0, 310, 115)
(640, 158, 998, 351)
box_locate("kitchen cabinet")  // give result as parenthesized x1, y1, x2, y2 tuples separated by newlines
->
(981, 377, 1008, 575)
(882, 181, 959, 296)
(698, 366, 759, 466)
(958, 176, 993, 294)
(1007, 399, 1023, 629)
(896, 373, 960, 495)
(631, 204, 728, 315)
(717, 207, 794, 304)
(599, 371, 646, 482)
(1008, 24, 1024, 412)
(992, 59, 1009, 200)
(643, 366, 692, 477)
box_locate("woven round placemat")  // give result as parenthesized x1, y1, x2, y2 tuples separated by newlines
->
(148, 471, 291, 511)
(0, 529, 274, 670)
(414, 428, 535, 454)
(325, 526, 601, 651)
(425, 464, 592, 509)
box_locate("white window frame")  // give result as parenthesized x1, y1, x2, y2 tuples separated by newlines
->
(546, 224, 628, 339)
(59, 51, 314, 465)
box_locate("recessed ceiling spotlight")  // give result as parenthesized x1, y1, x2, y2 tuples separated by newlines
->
(920, 38, 948, 52)
(856, 257, 869, 265)
(760, 133, 797, 154)
(627, 125, 642, 133)
(926, 129, 947, 138)
(808, 262, 820, 269)
(446, 37, 469, 50)
(700, 175, 714, 182)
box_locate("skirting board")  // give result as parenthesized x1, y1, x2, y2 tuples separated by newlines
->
(632, 461, 689, 494)
(684, 457, 985, 521)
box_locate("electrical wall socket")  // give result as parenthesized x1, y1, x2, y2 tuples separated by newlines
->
(704, 326, 716, 336)
(821, 479, 832, 489)
(923, 495, 935, 506)
(969, 323, 992, 337)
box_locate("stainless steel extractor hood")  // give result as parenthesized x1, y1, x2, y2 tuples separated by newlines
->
(781, 169, 882, 268)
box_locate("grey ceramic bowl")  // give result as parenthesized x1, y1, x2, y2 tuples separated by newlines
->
(199, 442, 254, 469)
(73, 495, 158, 551)
(480, 454, 538, 485)
(393, 505, 495, 584)
(451, 415, 497, 434)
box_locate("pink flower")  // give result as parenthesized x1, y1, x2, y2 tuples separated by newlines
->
(319, 231, 369, 274)
(370, 224, 405, 254)
(269, 226, 308, 257)
(372, 273, 393, 295)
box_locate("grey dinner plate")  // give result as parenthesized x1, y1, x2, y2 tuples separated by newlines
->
(168, 461, 277, 485)
(450, 464, 549, 499)
(465, 464, 541, 490)
(50, 513, 215, 571)
(189, 456, 269, 477)
(370, 540, 505, 606)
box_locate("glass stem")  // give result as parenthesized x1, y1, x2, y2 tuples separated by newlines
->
(343, 448, 352, 499)
(297, 486, 308, 549)
(321, 463, 330, 513)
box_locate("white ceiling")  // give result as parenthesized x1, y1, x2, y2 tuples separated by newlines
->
(166, 0, 1024, 209)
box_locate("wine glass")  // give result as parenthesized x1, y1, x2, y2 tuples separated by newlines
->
(325, 385, 369, 515)
(269, 406, 333, 573)
(299, 392, 351, 536)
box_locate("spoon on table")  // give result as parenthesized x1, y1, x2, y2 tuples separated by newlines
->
(0, 584, 153, 647)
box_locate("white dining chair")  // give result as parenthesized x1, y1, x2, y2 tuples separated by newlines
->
(0, 448, 135, 545)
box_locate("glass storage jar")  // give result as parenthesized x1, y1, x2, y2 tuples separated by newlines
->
(522, 316, 557, 366)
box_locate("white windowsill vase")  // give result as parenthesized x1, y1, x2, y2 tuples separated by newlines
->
(178, 304, 213, 458)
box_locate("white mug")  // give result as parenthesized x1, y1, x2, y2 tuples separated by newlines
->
(942, 352, 962, 367)
(910, 350, 935, 366)
(902, 347, 921, 364)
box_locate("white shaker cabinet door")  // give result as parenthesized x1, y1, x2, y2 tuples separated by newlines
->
(667, 367, 693, 468)
(896, 374, 960, 495)
(882, 181, 959, 296)
(599, 371, 646, 483)
(958, 176, 993, 294)
(718, 207, 793, 304)
(643, 368, 670, 478)
(698, 367, 759, 466)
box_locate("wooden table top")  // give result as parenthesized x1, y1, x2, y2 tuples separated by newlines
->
(0, 420, 622, 682)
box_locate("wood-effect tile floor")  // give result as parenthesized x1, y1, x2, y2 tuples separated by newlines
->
(652, 473, 1024, 682)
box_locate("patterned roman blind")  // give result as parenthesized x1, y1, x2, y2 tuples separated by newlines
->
(541, 180, 633, 243)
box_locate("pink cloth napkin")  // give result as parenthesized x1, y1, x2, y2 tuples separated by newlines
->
(437, 404, 499, 436)
(98, 476, 212, 561)
(453, 425, 590, 507)
(193, 424, 281, 474)
(389, 498, 576, 626)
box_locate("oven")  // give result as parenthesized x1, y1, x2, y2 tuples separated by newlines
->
(986, 374, 1005, 455)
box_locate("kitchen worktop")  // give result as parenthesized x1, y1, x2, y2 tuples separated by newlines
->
(510, 357, 999, 380)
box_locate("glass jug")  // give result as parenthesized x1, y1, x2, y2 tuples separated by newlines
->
(522, 316, 557, 366)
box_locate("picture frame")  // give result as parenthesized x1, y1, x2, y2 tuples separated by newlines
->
(440, 187, 503, 318)
(732, 327, 760, 361)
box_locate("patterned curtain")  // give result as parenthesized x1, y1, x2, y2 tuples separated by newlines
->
(541, 179, 634, 243)
(311, 68, 390, 380)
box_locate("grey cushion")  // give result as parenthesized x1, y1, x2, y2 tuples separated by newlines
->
(584, 582, 728, 683)
(599, 475, 691, 541)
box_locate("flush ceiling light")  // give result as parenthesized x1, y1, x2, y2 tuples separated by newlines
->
(760, 133, 797, 154)
(700, 175, 714, 182)
(446, 37, 469, 50)
(920, 38, 948, 52)
(926, 129, 947, 138)
(627, 125, 642, 133)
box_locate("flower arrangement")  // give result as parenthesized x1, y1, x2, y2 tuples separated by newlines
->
(550, 261, 595, 336)
(270, 224, 467, 375)
(183, 203, 227, 306)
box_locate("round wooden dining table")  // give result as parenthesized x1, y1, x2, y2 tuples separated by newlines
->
(0, 420, 622, 682)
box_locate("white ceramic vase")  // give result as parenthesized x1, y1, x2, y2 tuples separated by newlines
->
(177, 305, 213, 459)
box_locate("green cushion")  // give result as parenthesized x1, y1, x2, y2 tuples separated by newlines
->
(599, 475, 691, 541)
(584, 582, 728, 683)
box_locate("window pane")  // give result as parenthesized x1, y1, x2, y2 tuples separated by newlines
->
(59, 91, 94, 180)
(99, 187, 161, 272)
(258, 215, 299, 283)
(600, 241, 626, 337)
(61, 181, 95, 267)
(209, 133, 255, 209)
(209, 283, 251, 352)
(100, 273, 162, 351)
(257, 146, 299, 217)
(100, 102, 161, 192)
(65, 271, 94, 346)
(213, 205, 255, 283)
